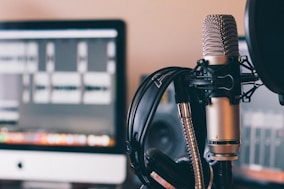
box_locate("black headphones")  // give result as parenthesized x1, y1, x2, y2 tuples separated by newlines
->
(126, 67, 209, 189)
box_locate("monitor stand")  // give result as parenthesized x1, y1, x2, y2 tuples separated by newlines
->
(22, 181, 71, 189)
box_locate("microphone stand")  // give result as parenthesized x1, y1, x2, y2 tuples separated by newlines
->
(213, 161, 233, 189)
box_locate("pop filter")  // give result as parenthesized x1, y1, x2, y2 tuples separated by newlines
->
(245, 0, 284, 104)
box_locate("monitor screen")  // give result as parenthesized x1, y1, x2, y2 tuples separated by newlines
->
(0, 20, 127, 184)
(234, 37, 284, 185)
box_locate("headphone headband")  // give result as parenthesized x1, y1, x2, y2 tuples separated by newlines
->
(126, 67, 192, 185)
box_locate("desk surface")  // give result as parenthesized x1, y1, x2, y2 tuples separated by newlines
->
(233, 179, 284, 189)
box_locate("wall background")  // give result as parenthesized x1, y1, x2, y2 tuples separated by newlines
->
(0, 0, 247, 103)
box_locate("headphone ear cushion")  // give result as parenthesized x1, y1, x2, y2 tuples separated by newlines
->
(145, 148, 194, 188)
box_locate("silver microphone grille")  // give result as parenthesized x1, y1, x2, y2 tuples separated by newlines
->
(202, 14, 239, 57)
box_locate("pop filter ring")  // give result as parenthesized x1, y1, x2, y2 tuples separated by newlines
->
(245, 0, 284, 98)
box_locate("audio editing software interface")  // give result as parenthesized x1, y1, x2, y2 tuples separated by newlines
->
(0, 29, 118, 148)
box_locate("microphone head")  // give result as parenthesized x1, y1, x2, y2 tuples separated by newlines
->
(202, 14, 239, 57)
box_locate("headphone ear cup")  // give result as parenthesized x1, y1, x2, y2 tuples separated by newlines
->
(145, 148, 194, 189)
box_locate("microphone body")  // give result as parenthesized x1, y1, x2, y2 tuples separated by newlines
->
(202, 15, 241, 161)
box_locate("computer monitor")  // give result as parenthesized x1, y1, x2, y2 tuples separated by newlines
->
(234, 37, 284, 184)
(0, 20, 127, 185)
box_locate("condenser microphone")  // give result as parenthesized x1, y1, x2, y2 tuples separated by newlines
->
(202, 15, 241, 161)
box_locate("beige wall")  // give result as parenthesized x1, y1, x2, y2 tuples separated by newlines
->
(0, 0, 247, 104)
